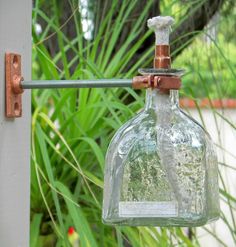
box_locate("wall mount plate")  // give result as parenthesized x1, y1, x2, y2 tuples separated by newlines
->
(5, 53, 23, 118)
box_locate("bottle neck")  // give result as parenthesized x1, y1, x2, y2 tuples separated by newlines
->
(145, 89, 179, 111)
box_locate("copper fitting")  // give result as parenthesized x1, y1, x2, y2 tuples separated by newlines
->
(12, 75, 24, 94)
(132, 75, 153, 89)
(154, 76, 180, 89)
(154, 45, 171, 69)
(132, 75, 181, 90)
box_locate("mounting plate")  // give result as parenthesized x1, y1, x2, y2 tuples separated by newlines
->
(5, 53, 23, 118)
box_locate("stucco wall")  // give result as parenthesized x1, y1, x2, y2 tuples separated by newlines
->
(0, 0, 31, 246)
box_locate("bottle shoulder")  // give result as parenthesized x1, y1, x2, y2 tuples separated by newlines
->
(106, 107, 215, 160)
(111, 107, 210, 140)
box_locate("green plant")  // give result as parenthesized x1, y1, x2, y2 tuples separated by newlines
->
(30, 0, 236, 246)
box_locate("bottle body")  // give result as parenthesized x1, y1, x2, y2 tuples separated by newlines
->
(102, 89, 219, 226)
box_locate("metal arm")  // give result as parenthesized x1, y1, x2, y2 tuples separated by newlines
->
(21, 79, 132, 89)
(5, 53, 181, 118)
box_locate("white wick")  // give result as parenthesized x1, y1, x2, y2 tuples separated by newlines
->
(147, 16, 174, 45)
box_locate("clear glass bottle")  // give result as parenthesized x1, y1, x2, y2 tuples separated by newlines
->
(102, 89, 220, 226)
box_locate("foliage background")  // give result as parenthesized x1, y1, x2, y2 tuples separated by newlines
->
(30, 0, 236, 246)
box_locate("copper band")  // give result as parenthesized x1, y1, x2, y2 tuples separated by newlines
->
(154, 45, 171, 69)
(132, 75, 181, 90)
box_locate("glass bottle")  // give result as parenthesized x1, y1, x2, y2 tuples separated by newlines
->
(102, 88, 220, 226)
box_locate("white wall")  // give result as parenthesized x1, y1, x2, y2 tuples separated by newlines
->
(187, 108, 236, 247)
(0, 0, 31, 246)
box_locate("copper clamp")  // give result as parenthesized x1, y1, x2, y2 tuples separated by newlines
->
(132, 75, 181, 90)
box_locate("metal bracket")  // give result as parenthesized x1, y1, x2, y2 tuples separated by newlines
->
(4, 53, 182, 119)
(5, 53, 24, 118)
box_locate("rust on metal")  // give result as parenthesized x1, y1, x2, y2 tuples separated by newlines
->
(5, 53, 24, 118)
(132, 75, 181, 90)
(154, 45, 171, 69)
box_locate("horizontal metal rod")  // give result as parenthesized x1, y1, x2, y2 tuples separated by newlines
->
(21, 79, 133, 89)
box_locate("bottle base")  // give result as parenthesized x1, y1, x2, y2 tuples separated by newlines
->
(103, 215, 220, 227)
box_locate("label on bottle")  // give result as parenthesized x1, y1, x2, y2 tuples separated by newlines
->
(119, 201, 178, 217)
